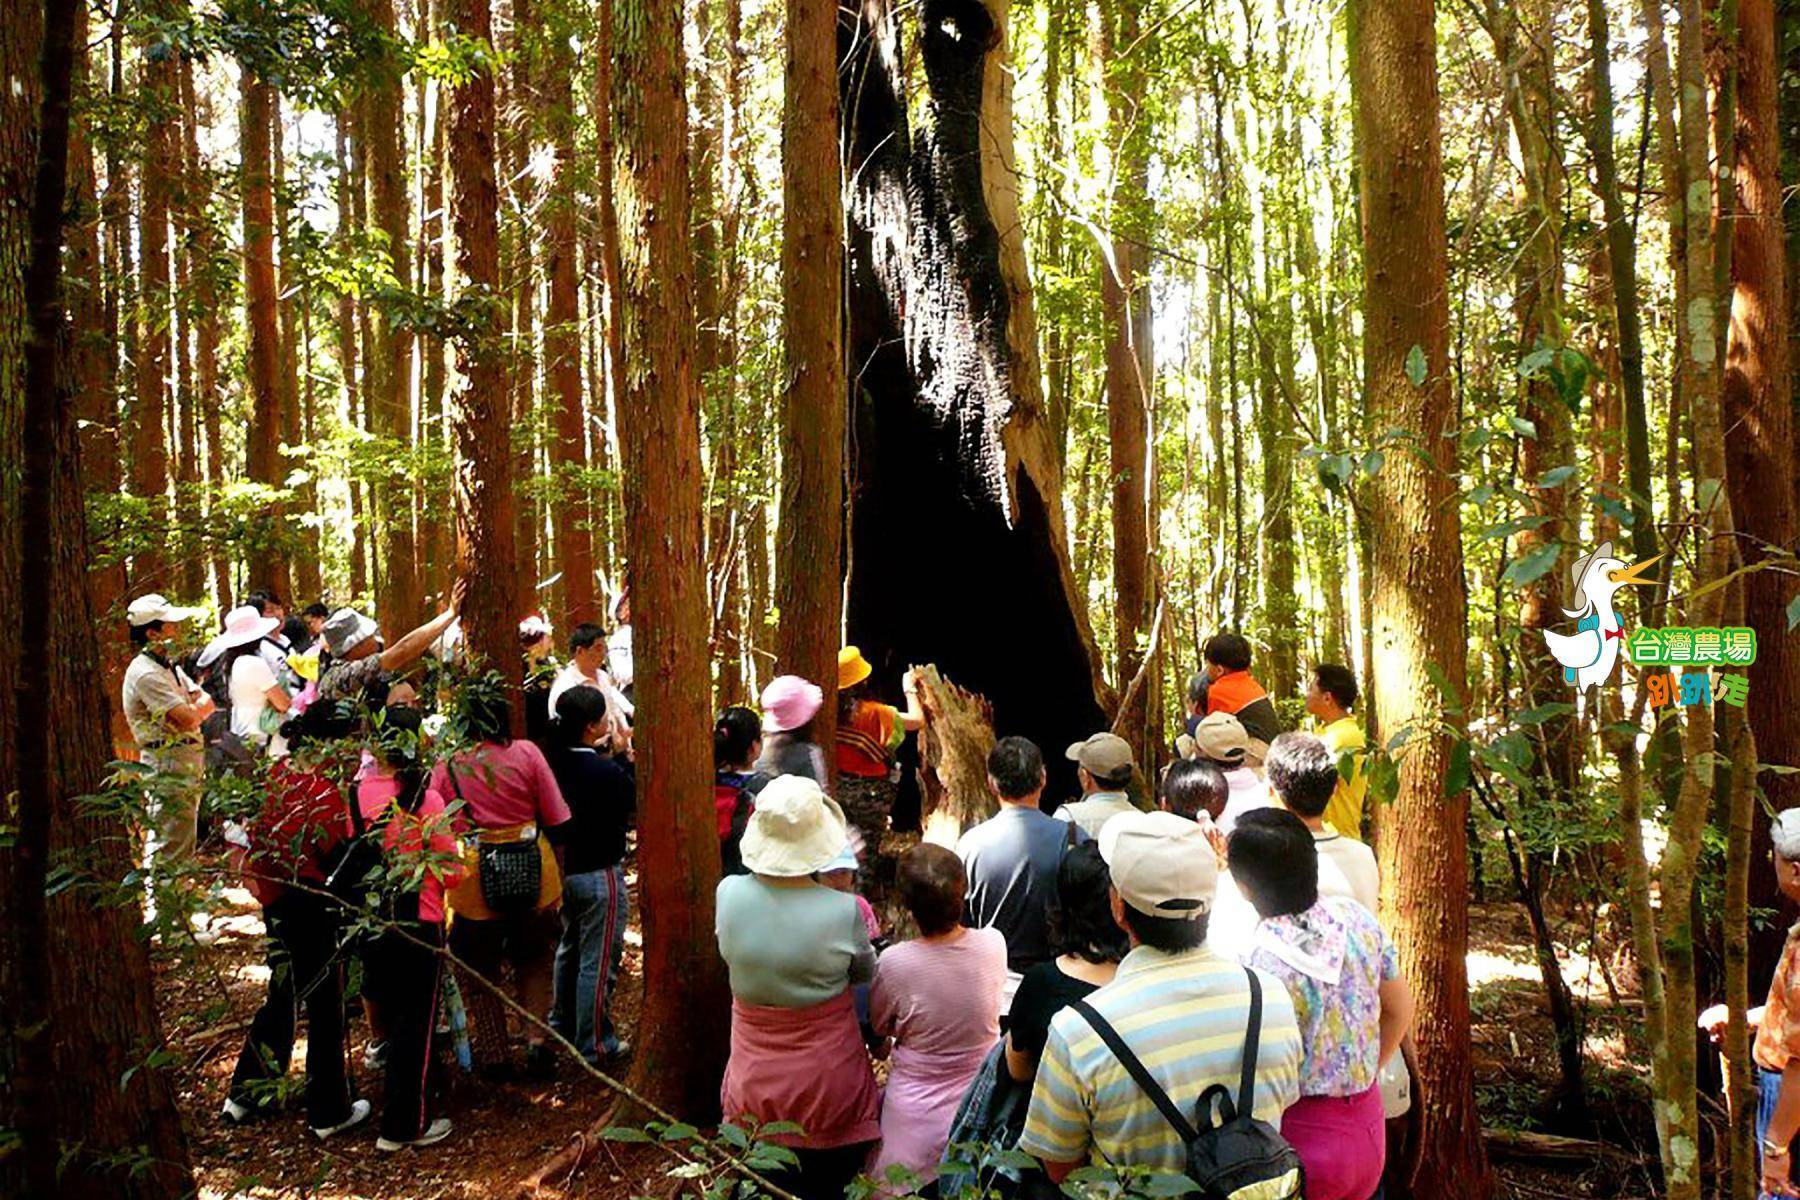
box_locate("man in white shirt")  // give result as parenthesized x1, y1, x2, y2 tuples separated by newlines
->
(1055, 733, 1139, 838)
(548, 621, 633, 745)
(1261, 732, 1380, 913)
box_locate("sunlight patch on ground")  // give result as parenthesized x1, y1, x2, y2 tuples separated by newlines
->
(1467, 942, 1617, 1003)
(234, 961, 271, 985)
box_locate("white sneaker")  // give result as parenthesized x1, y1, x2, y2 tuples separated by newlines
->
(377, 1117, 452, 1152)
(312, 1098, 372, 1141)
(221, 1097, 253, 1124)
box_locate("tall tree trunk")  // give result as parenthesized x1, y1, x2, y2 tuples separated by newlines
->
(335, 113, 368, 600)
(172, 88, 201, 601)
(447, 0, 520, 691)
(1492, 0, 1587, 1117)
(241, 71, 288, 598)
(1099, 0, 1154, 758)
(72, 28, 129, 733)
(273, 96, 321, 601)
(419, 19, 451, 608)
(843, 0, 1109, 798)
(503, 0, 538, 595)
(179, 59, 230, 610)
(3, 0, 195, 1190)
(1724, 0, 1800, 988)
(776, 0, 845, 758)
(542, 4, 594, 625)
(1652, 6, 1733, 1198)
(607, 0, 730, 1117)
(360, 0, 420, 631)
(1349, 1, 1492, 1195)
(132, 2, 177, 592)
(710, 0, 748, 703)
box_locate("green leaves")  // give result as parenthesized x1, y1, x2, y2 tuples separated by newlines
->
(1535, 465, 1578, 489)
(1444, 738, 1473, 799)
(1502, 540, 1563, 587)
(1405, 344, 1428, 387)
(1788, 593, 1800, 632)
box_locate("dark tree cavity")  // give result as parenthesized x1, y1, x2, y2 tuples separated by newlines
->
(843, 0, 1108, 803)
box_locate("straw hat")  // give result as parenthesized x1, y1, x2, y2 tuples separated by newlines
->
(838, 645, 873, 690)
(739, 775, 850, 877)
(198, 605, 282, 668)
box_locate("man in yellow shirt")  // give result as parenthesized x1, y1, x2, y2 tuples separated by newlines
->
(1305, 663, 1367, 842)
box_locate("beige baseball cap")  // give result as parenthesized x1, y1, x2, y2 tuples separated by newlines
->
(1065, 731, 1136, 777)
(1193, 711, 1251, 766)
(1098, 810, 1218, 919)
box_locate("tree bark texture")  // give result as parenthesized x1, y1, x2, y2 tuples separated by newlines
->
(3, 0, 194, 1190)
(1348, 1, 1492, 1195)
(843, 0, 1108, 797)
(132, 4, 177, 592)
(608, 0, 731, 1118)
(776, 0, 846, 758)
(240, 71, 288, 598)
(1100, 0, 1155, 765)
(1724, 0, 1800, 987)
(447, 0, 521, 693)
(360, 0, 420, 631)
(543, 11, 596, 626)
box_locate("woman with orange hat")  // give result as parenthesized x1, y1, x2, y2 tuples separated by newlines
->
(834, 646, 924, 876)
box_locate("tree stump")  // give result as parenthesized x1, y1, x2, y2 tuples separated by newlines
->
(914, 664, 997, 847)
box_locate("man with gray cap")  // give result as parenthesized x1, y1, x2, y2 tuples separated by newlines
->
(318, 579, 465, 706)
(1056, 732, 1140, 839)
(1019, 810, 1302, 1179)
(1703, 809, 1800, 1197)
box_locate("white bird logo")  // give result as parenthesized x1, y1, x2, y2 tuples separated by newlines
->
(1540, 541, 1659, 693)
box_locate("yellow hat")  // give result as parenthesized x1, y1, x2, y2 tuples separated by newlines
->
(838, 645, 873, 690)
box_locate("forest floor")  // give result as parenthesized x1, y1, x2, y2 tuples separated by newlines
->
(158, 859, 1662, 1199)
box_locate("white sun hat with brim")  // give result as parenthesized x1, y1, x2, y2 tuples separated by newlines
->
(739, 774, 850, 878)
(198, 605, 283, 668)
(127, 593, 205, 627)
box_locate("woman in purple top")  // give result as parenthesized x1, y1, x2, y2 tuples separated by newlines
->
(868, 845, 1009, 1191)
(1226, 809, 1414, 1200)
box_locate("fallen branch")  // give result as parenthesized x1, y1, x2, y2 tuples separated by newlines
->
(1482, 1126, 1630, 1165)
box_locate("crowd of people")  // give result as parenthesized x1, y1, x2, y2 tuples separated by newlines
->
(121, 582, 1414, 1197)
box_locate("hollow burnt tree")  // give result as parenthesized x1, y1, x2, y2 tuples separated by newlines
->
(842, 0, 1108, 800)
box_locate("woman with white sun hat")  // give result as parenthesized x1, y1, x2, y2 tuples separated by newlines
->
(716, 774, 881, 1199)
(203, 605, 292, 756)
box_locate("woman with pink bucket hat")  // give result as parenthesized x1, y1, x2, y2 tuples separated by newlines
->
(753, 675, 829, 787)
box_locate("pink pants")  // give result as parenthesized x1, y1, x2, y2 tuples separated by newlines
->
(1281, 1084, 1385, 1200)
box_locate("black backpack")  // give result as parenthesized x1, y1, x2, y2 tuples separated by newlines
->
(1071, 969, 1303, 1200)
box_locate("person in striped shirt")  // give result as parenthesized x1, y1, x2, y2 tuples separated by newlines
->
(1017, 810, 1303, 1180)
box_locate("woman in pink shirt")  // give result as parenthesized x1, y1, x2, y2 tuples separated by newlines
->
(868, 845, 1009, 1190)
(430, 689, 572, 1079)
(356, 704, 463, 1150)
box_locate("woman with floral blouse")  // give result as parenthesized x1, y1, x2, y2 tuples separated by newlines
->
(1226, 808, 1415, 1200)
